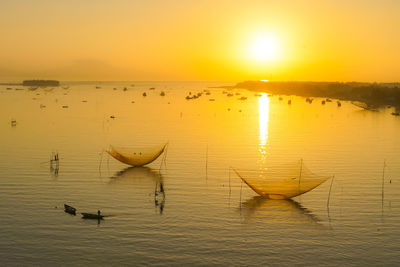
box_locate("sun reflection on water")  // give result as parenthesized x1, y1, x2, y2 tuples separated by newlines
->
(258, 93, 270, 160)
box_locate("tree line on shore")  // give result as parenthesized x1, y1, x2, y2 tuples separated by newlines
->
(236, 81, 400, 108)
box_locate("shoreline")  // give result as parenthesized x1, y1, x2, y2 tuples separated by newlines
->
(233, 81, 400, 109)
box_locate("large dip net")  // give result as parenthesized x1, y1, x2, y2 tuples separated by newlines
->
(234, 160, 330, 199)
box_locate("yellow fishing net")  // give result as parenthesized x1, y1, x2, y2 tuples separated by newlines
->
(234, 160, 329, 199)
(107, 144, 166, 167)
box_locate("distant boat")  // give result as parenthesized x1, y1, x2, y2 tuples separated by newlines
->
(81, 212, 104, 220)
(322, 100, 325, 105)
(64, 204, 76, 215)
(107, 144, 167, 167)
(392, 112, 400, 116)
(337, 101, 342, 107)
(160, 91, 165, 96)
(143, 92, 147, 97)
(351, 101, 377, 111)
(239, 96, 247, 100)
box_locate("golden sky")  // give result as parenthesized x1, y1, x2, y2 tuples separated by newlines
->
(0, 0, 398, 82)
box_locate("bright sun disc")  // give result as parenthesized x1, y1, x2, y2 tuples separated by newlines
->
(250, 34, 280, 62)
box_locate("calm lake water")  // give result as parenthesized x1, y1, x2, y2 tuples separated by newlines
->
(1, 81, 399, 266)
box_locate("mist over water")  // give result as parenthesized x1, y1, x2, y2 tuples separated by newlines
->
(1, 82, 399, 266)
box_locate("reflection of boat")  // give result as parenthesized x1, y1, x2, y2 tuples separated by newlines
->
(107, 144, 166, 167)
(234, 160, 329, 199)
(240, 196, 320, 224)
(64, 204, 76, 215)
(81, 212, 104, 220)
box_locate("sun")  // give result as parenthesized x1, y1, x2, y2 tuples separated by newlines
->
(249, 34, 280, 62)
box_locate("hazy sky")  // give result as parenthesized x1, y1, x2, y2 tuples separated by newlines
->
(0, 0, 399, 82)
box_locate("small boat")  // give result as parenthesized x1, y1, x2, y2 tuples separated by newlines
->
(392, 112, 400, 116)
(143, 92, 147, 97)
(64, 204, 76, 215)
(337, 101, 342, 107)
(160, 91, 165, 96)
(321, 100, 325, 105)
(239, 97, 247, 101)
(81, 212, 104, 220)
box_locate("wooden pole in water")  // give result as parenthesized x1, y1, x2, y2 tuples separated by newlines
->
(239, 179, 243, 208)
(382, 159, 386, 205)
(205, 143, 208, 180)
(327, 175, 334, 208)
(229, 167, 231, 195)
(298, 158, 303, 193)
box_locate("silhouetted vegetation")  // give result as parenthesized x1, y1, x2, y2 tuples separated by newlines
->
(23, 80, 60, 86)
(235, 81, 400, 108)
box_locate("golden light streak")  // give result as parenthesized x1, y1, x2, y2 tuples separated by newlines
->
(258, 93, 270, 155)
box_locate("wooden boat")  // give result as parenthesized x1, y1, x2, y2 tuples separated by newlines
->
(64, 204, 76, 215)
(81, 212, 104, 220)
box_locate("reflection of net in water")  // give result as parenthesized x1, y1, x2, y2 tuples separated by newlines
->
(109, 167, 165, 214)
(109, 166, 163, 184)
(234, 160, 329, 199)
(240, 196, 320, 224)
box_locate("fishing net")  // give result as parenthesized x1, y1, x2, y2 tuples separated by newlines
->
(107, 144, 166, 167)
(234, 160, 330, 199)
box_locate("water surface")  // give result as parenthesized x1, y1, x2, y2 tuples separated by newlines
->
(1, 82, 399, 266)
